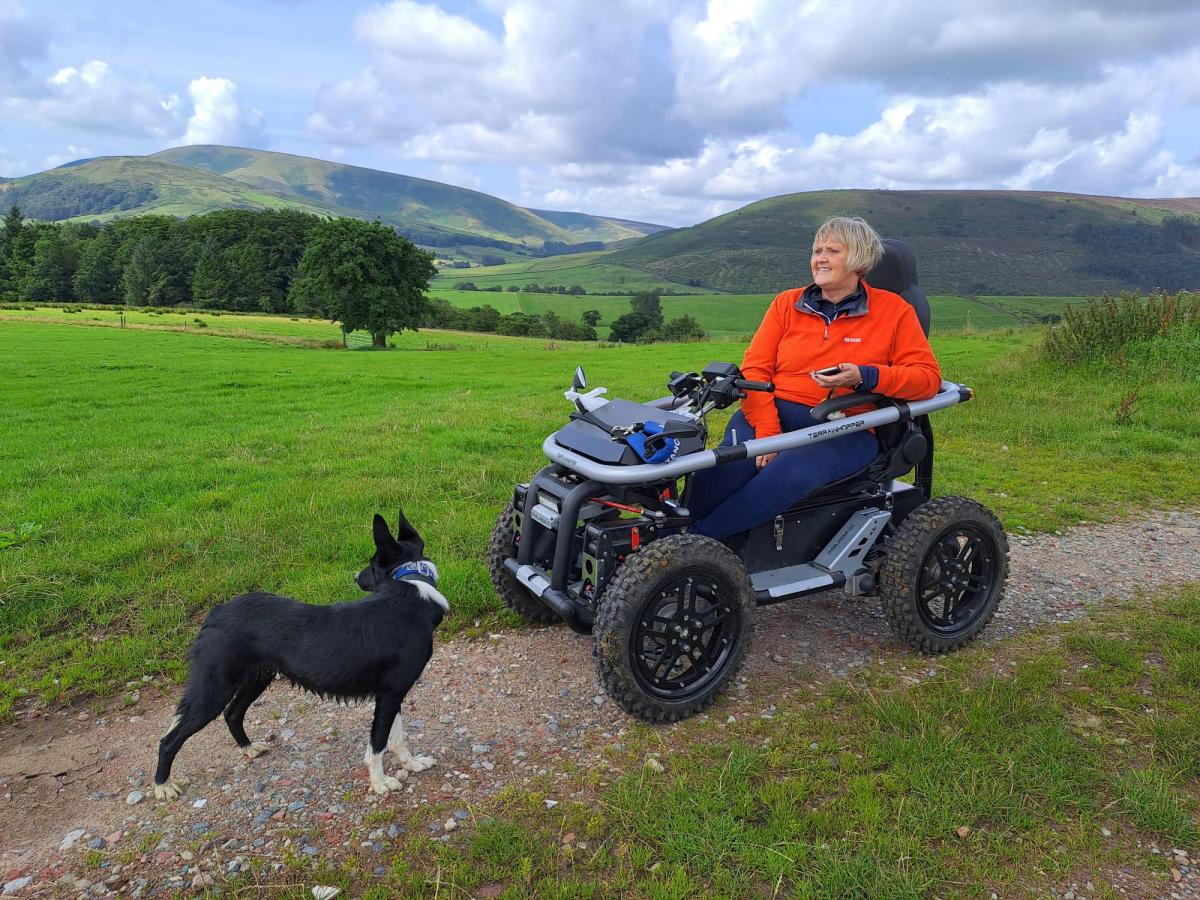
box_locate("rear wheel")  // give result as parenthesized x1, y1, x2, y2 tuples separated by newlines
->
(879, 496, 1007, 653)
(486, 504, 560, 624)
(593, 534, 754, 722)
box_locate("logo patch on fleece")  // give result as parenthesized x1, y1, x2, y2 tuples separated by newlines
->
(843, 336, 862, 342)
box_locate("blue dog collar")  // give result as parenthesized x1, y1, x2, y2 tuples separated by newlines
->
(391, 560, 439, 585)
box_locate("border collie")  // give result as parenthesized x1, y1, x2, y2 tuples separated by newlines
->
(153, 510, 448, 799)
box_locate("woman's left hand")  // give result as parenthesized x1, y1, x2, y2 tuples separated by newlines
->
(811, 363, 862, 389)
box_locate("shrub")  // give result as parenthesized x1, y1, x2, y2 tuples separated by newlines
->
(1042, 291, 1200, 364)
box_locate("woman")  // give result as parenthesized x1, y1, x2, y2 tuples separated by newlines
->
(688, 216, 941, 541)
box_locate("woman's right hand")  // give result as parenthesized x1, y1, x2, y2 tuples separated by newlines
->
(755, 452, 778, 470)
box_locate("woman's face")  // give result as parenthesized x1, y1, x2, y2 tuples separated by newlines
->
(811, 238, 858, 296)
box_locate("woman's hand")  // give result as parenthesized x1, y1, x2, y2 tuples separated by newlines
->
(811, 363, 862, 389)
(755, 452, 778, 470)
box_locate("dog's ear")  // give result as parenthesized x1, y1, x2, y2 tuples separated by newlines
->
(394, 508, 425, 557)
(372, 514, 397, 555)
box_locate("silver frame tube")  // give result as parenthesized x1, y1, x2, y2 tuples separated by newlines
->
(541, 381, 968, 485)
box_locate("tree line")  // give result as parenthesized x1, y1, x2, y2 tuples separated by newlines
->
(0, 206, 435, 346)
(1074, 217, 1200, 293)
(423, 290, 707, 343)
(0, 205, 706, 345)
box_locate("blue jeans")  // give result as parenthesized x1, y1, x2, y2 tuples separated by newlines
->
(688, 400, 879, 541)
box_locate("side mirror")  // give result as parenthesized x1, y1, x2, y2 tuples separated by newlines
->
(572, 366, 587, 390)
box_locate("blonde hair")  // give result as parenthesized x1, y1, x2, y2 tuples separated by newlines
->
(813, 216, 883, 275)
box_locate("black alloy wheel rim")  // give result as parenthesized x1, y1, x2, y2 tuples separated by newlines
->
(915, 523, 998, 634)
(631, 569, 741, 700)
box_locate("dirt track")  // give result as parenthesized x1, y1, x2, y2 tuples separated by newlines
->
(2, 508, 1198, 896)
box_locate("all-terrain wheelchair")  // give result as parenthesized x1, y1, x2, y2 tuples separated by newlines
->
(487, 240, 1008, 722)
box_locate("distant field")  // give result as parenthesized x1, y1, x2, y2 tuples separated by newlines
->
(1, 294, 1089, 347)
(433, 249, 712, 295)
(0, 306, 549, 349)
(429, 291, 1088, 337)
(429, 290, 773, 338)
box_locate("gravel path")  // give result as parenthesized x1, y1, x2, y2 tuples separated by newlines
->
(2, 507, 1197, 897)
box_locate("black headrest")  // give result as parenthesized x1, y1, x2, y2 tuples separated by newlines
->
(866, 238, 930, 336)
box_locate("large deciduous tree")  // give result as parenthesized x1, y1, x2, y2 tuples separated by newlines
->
(289, 219, 436, 347)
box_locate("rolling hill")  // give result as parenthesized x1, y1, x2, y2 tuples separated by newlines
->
(0, 156, 349, 223)
(152, 145, 574, 245)
(609, 189, 1200, 295)
(0, 145, 669, 252)
(524, 208, 670, 244)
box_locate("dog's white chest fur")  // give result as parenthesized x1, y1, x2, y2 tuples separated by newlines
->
(413, 580, 450, 612)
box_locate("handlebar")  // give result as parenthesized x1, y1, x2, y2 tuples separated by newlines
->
(734, 378, 774, 393)
(810, 391, 887, 422)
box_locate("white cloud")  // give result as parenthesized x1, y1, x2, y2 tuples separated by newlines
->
(310, 0, 694, 164)
(0, 0, 49, 85)
(302, 0, 1200, 223)
(356, 0, 500, 64)
(3, 57, 183, 139)
(41, 143, 91, 170)
(669, 0, 1200, 132)
(177, 77, 265, 147)
(516, 56, 1200, 225)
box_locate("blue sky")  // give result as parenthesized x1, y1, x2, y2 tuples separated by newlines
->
(2, 0, 1199, 226)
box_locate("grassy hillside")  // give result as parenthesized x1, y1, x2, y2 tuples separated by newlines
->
(432, 249, 712, 294)
(525, 208, 669, 243)
(611, 189, 1200, 295)
(0, 156, 346, 222)
(154, 145, 573, 246)
(1, 145, 670, 252)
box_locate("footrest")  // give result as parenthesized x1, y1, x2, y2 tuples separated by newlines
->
(751, 564, 839, 600)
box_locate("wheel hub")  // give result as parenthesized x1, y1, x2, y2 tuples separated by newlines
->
(632, 572, 740, 699)
(917, 524, 997, 634)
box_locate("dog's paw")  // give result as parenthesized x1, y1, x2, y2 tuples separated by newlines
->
(240, 741, 270, 759)
(370, 773, 406, 795)
(401, 753, 436, 774)
(153, 778, 184, 801)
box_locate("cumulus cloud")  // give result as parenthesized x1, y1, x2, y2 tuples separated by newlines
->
(177, 77, 265, 147)
(1, 6, 267, 153)
(519, 57, 1200, 225)
(311, 0, 695, 164)
(41, 143, 92, 170)
(303, 0, 1200, 222)
(3, 57, 183, 138)
(669, 0, 1200, 132)
(0, 0, 49, 86)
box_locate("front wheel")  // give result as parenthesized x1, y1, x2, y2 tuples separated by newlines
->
(593, 534, 755, 723)
(485, 504, 560, 624)
(879, 496, 1008, 653)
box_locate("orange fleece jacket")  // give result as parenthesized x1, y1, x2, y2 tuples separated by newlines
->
(739, 281, 942, 438)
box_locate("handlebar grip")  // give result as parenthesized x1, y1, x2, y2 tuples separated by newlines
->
(735, 379, 774, 392)
(810, 391, 887, 422)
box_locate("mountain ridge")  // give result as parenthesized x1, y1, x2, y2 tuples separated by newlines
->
(609, 188, 1200, 295)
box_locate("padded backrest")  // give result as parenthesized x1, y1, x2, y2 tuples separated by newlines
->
(866, 238, 930, 336)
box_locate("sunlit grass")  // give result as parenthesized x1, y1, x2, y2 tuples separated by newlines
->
(1, 319, 1197, 715)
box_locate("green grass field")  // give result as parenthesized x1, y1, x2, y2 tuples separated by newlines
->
(429, 290, 1090, 338)
(2, 315, 1198, 718)
(432, 249, 712, 295)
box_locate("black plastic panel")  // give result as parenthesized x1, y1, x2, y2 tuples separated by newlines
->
(553, 399, 706, 464)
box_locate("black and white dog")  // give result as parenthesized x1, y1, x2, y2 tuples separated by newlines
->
(153, 510, 448, 800)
